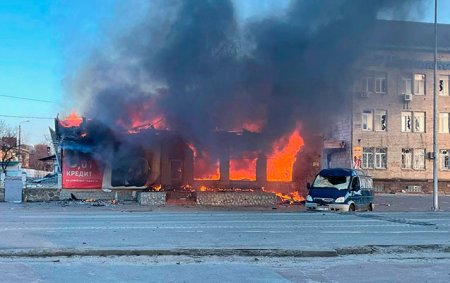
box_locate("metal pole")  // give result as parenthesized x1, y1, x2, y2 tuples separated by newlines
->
(433, 0, 439, 211)
(18, 124, 21, 163)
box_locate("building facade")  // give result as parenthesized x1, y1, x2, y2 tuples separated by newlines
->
(325, 20, 450, 194)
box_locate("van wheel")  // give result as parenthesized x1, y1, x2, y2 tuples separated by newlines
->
(368, 203, 374, 211)
(349, 203, 356, 212)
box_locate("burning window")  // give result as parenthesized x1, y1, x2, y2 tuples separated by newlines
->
(193, 158, 220, 180)
(111, 157, 150, 187)
(266, 130, 304, 182)
(229, 158, 256, 181)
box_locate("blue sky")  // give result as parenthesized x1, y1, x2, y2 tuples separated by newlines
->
(0, 0, 449, 144)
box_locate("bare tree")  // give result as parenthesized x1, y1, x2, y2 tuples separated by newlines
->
(0, 120, 17, 176)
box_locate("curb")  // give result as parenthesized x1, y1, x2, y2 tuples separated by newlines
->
(0, 245, 449, 258)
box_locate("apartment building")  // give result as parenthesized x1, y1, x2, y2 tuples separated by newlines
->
(324, 20, 450, 194)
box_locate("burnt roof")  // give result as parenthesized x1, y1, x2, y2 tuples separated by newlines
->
(373, 20, 450, 52)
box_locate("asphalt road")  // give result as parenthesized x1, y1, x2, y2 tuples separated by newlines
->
(0, 196, 450, 282)
(0, 202, 449, 252)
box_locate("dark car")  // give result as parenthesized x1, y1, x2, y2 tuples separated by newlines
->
(305, 168, 374, 212)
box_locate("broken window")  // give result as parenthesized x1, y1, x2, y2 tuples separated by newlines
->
(414, 74, 425, 95)
(401, 75, 412, 94)
(413, 112, 425, 133)
(362, 147, 374, 169)
(439, 75, 449, 96)
(414, 149, 425, 170)
(362, 110, 373, 131)
(439, 113, 450, 133)
(375, 72, 387, 93)
(440, 150, 450, 170)
(374, 148, 387, 169)
(313, 175, 351, 190)
(374, 110, 387, 131)
(401, 148, 412, 169)
(401, 112, 412, 132)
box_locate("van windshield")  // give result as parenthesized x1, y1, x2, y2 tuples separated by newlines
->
(313, 175, 351, 190)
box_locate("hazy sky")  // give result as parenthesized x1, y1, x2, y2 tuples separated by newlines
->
(0, 0, 448, 144)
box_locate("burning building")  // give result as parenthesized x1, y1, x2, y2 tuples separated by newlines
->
(54, 112, 308, 203)
(57, 1, 425, 202)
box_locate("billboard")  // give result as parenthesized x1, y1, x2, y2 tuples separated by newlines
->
(62, 150, 103, 189)
(353, 146, 362, 169)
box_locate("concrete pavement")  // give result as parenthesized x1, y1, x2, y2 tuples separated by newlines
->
(1, 253, 450, 282)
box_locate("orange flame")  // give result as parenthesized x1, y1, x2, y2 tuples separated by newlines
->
(194, 158, 220, 180)
(117, 97, 167, 133)
(229, 158, 256, 181)
(267, 129, 304, 182)
(60, 112, 83, 128)
(262, 188, 305, 204)
(242, 121, 264, 133)
(190, 143, 221, 180)
(274, 191, 305, 204)
(152, 184, 162, 191)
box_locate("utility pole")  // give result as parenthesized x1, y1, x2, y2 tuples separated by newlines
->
(18, 120, 29, 164)
(433, 0, 439, 211)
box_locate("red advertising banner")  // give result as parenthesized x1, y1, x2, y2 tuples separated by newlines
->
(62, 150, 104, 189)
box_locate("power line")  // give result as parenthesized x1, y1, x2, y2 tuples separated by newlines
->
(0, 114, 54, 120)
(0, 94, 59, 104)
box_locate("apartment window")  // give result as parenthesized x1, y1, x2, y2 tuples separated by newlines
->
(401, 112, 412, 132)
(401, 75, 412, 94)
(402, 148, 412, 169)
(363, 77, 374, 93)
(440, 150, 450, 170)
(375, 148, 387, 169)
(413, 112, 425, 133)
(414, 149, 425, 170)
(439, 75, 449, 96)
(374, 110, 387, 131)
(439, 113, 450, 133)
(362, 147, 374, 169)
(375, 72, 387, 93)
(414, 74, 426, 95)
(362, 110, 373, 131)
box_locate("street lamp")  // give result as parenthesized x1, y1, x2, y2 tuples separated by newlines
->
(18, 120, 30, 164)
(432, 0, 439, 211)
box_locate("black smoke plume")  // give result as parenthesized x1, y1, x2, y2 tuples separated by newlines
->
(70, 0, 423, 153)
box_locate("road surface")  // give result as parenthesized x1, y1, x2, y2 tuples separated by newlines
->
(0, 196, 449, 282)
(1, 253, 450, 282)
(0, 202, 449, 252)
